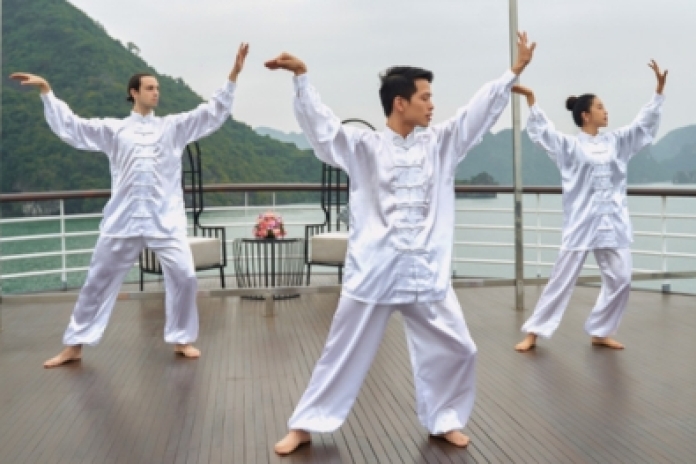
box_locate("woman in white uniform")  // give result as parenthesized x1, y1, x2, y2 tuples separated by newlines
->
(514, 60, 668, 352)
(10, 43, 249, 368)
(266, 33, 536, 455)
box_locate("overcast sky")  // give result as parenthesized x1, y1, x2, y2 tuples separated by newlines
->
(67, 0, 693, 139)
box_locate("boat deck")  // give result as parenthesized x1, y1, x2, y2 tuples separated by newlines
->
(1, 280, 694, 463)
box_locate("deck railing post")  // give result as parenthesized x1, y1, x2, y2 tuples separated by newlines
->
(264, 293, 275, 317)
(661, 195, 670, 293)
(60, 199, 67, 291)
(536, 193, 542, 278)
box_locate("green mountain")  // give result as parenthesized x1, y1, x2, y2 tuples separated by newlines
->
(656, 126, 696, 181)
(259, 122, 688, 187)
(457, 128, 674, 186)
(1, 0, 322, 212)
(650, 125, 696, 162)
(457, 129, 561, 185)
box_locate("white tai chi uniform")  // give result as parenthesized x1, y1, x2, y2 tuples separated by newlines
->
(40, 81, 236, 346)
(521, 93, 664, 338)
(288, 70, 517, 434)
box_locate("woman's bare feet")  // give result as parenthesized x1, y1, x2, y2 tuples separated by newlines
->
(175, 344, 201, 358)
(515, 333, 537, 352)
(274, 430, 311, 455)
(432, 430, 470, 447)
(44, 345, 82, 368)
(591, 336, 624, 349)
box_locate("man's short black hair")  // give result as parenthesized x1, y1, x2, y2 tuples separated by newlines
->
(379, 66, 434, 117)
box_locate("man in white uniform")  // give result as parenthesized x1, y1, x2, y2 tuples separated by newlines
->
(265, 33, 536, 454)
(10, 43, 249, 368)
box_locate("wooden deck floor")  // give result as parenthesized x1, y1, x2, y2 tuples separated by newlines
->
(1, 282, 695, 463)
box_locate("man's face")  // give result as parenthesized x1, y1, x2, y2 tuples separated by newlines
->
(399, 79, 434, 127)
(132, 76, 160, 110)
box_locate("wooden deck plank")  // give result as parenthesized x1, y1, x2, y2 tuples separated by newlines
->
(1, 282, 695, 463)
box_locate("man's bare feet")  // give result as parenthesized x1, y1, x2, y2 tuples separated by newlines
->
(274, 430, 311, 455)
(175, 344, 201, 358)
(44, 345, 82, 368)
(591, 336, 624, 349)
(431, 430, 470, 447)
(515, 333, 537, 352)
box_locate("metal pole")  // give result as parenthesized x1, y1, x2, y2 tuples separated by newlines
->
(509, 0, 525, 310)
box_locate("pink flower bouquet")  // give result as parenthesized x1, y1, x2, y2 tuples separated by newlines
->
(253, 211, 286, 239)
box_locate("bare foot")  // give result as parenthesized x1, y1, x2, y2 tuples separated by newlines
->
(591, 337, 624, 349)
(175, 344, 201, 358)
(431, 430, 470, 448)
(274, 430, 311, 455)
(515, 333, 537, 352)
(44, 345, 82, 368)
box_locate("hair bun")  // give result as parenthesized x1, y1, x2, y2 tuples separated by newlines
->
(565, 96, 578, 111)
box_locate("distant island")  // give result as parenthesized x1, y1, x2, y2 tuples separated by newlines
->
(456, 172, 498, 198)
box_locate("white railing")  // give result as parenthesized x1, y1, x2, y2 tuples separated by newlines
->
(452, 190, 696, 293)
(2, 186, 696, 295)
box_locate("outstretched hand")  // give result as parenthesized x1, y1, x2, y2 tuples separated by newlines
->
(9, 72, 51, 94)
(648, 60, 667, 94)
(511, 31, 536, 75)
(264, 53, 307, 76)
(512, 84, 536, 107)
(229, 43, 250, 82)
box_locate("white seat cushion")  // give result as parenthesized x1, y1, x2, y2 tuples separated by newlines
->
(144, 237, 222, 270)
(187, 237, 223, 268)
(310, 231, 349, 264)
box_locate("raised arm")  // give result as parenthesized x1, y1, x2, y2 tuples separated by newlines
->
(10, 72, 113, 153)
(513, 85, 572, 166)
(265, 52, 362, 172)
(434, 32, 536, 164)
(612, 60, 667, 160)
(172, 43, 249, 146)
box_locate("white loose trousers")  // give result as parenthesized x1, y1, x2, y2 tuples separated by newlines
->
(521, 248, 632, 339)
(288, 286, 477, 435)
(63, 235, 198, 346)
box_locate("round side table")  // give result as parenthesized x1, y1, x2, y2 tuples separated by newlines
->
(232, 238, 305, 299)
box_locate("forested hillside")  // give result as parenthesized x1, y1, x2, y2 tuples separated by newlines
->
(1, 0, 321, 212)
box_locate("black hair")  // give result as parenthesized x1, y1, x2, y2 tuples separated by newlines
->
(565, 94, 596, 127)
(379, 66, 434, 117)
(126, 73, 155, 103)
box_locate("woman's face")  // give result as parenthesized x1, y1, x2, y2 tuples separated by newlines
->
(583, 97, 608, 128)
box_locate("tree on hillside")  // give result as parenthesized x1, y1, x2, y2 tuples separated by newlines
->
(126, 41, 140, 56)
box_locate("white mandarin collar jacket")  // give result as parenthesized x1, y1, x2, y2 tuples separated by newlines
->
(41, 81, 236, 238)
(293, 71, 517, 303)
(527, 93, 664, 250)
